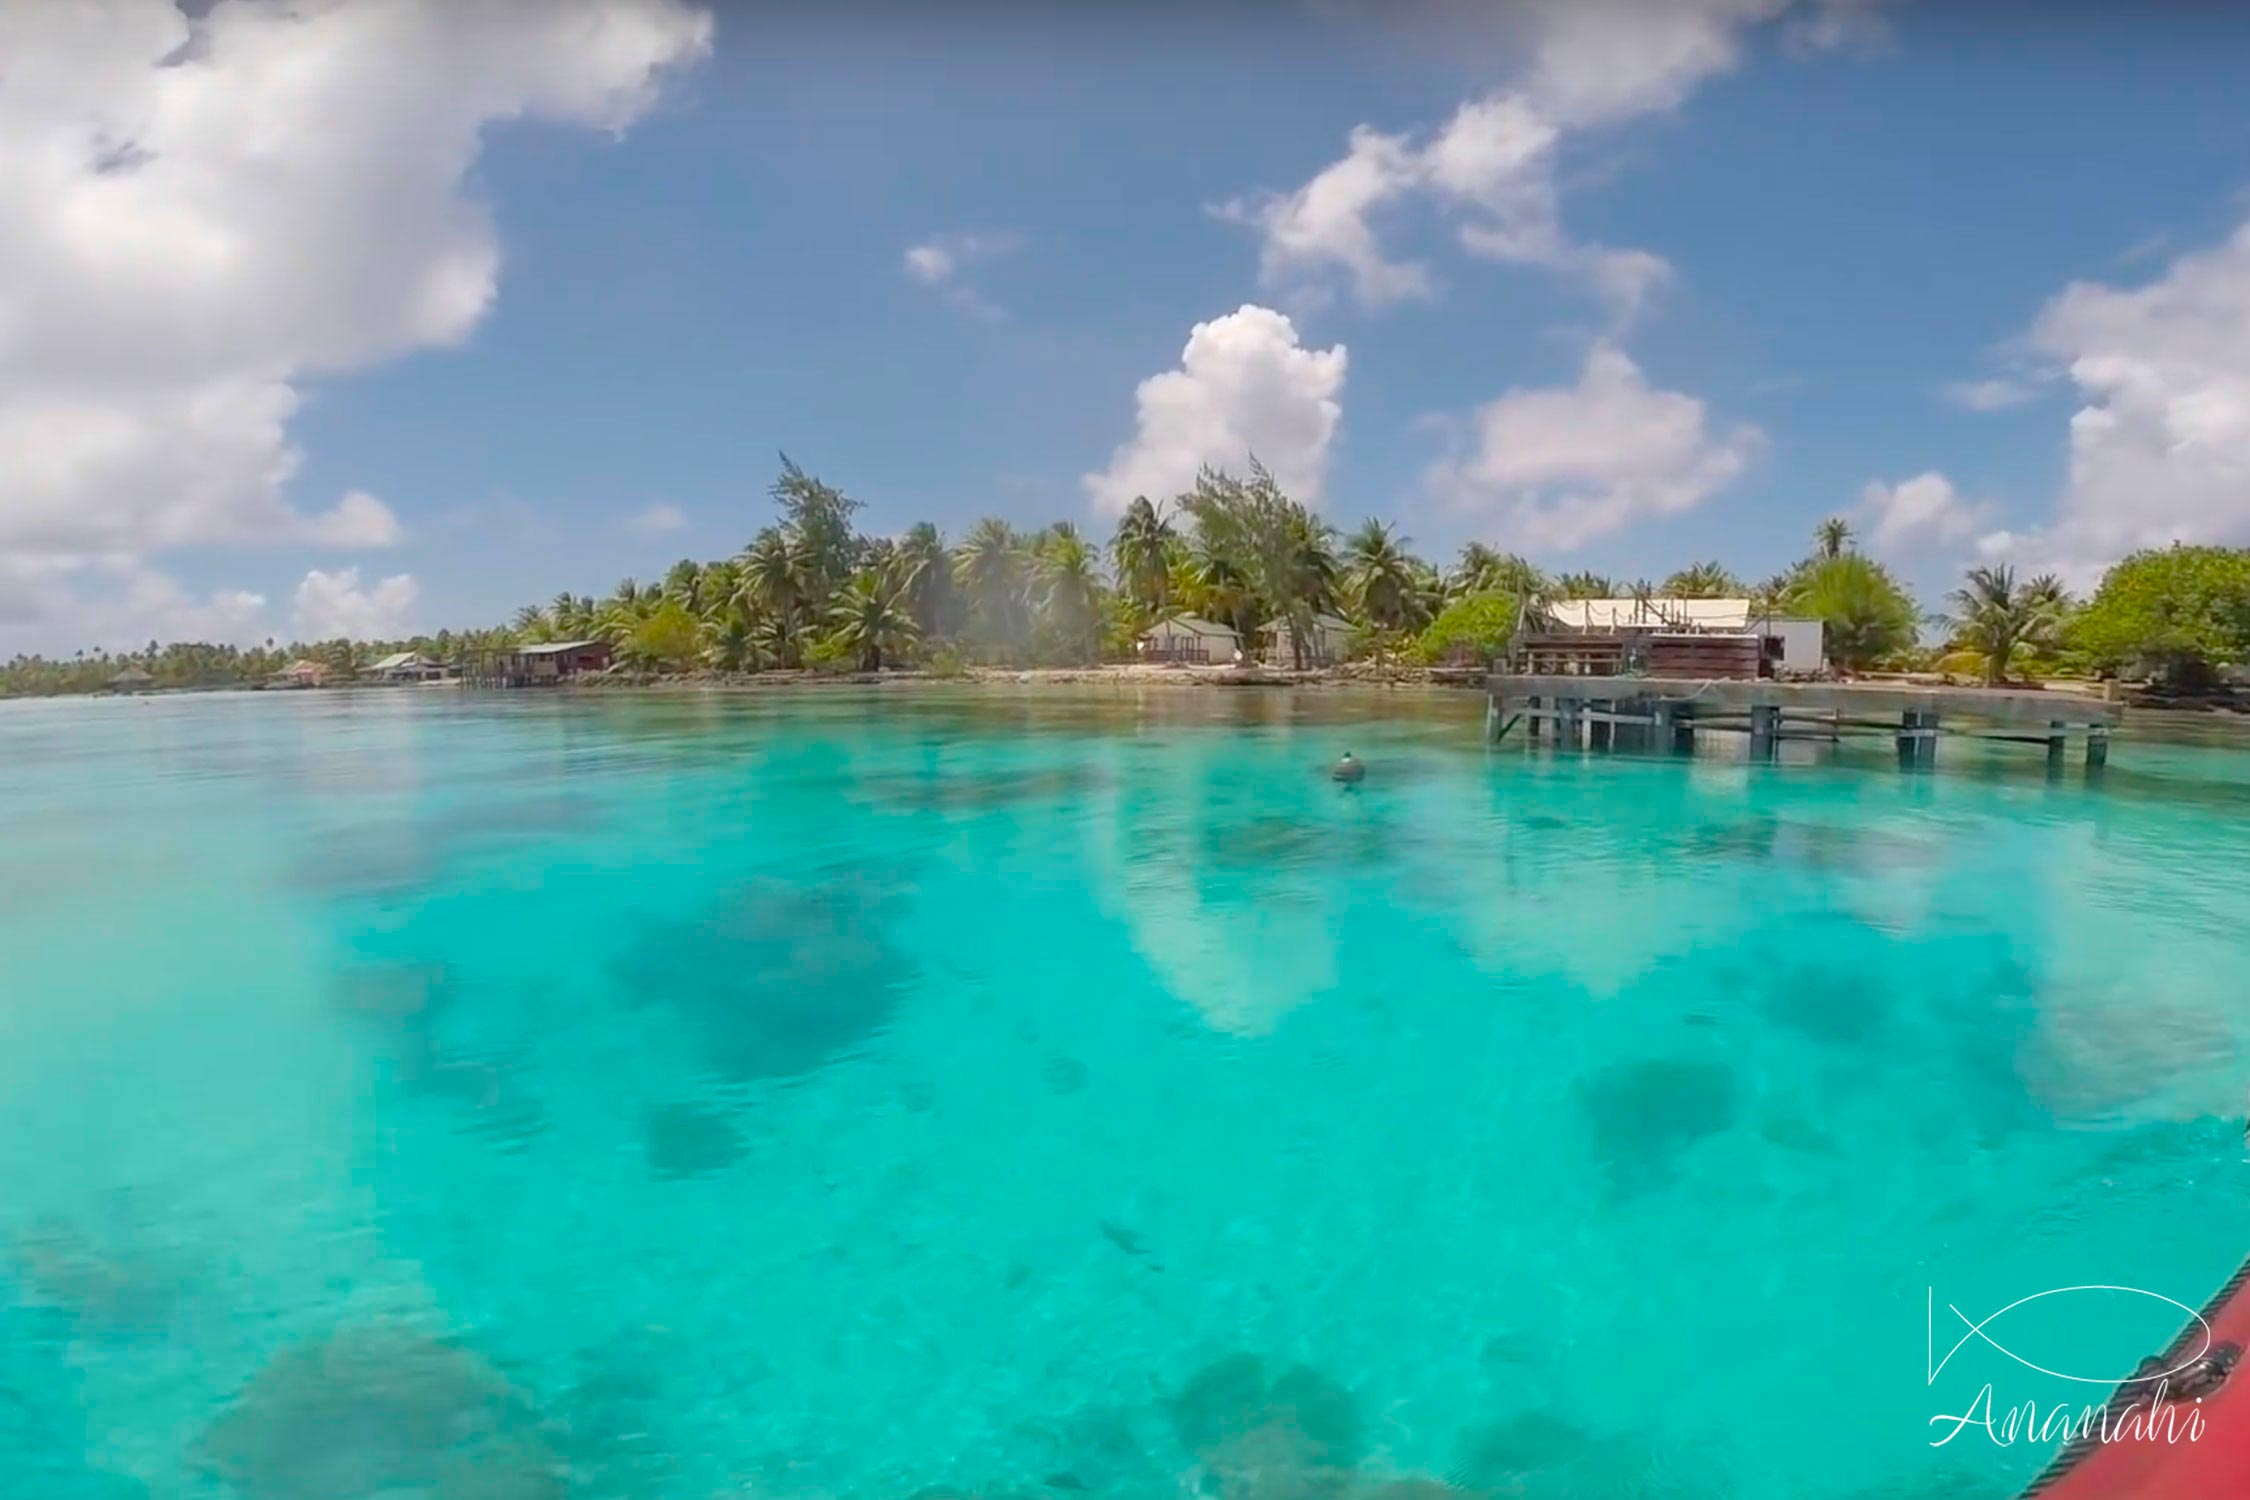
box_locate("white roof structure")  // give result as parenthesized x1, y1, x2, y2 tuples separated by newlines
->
(368, 651, 430, 671)
(1143, 615, 1239, 640)
(1257, 612, 1353, 638)
(1544, 597, 1764, 631)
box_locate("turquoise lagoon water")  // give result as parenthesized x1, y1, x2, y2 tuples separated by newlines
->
(5, 686, 2250, 1499)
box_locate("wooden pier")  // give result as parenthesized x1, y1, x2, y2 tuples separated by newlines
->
(1484, 675, 2119, 772)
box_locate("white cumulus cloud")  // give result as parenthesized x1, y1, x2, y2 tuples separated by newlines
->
(0, 0, 711, 651)
(1981, 217, 2250, 583)
(0, 554, 272, 653)
(293, 568, 420, 641)
(1858, 471, 1980, 552)
(1083, 306, 1347, 514)
(904, 244, 959, 284)
(902, 231, 1022, 317)
(1219, 0, 1868, 317)
(309, 490, 405, 548)
(1425, 344, 1763, 550)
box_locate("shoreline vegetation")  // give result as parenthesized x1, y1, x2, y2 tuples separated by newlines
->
(6, 458, 2248, 709)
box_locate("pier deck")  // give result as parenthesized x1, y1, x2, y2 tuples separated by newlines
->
(1484, 674, 2118, 770)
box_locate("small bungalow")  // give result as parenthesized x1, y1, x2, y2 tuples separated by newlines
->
(461, 639, 613, 688)
(106, 667, 156, 694)
(364, 651, 448, 683)
(360, 652, 443, 688)
(1258, 611, 1355, 668)
(1137, 615, 1242, 665)
(271, 659, 329, 689)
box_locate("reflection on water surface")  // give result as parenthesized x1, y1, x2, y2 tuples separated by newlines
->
(1, 686, 2247, 1498)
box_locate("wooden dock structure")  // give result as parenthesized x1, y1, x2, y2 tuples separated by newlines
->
(1484, 675, 2120, 772)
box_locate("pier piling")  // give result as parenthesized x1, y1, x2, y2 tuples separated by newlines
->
(1748, 704, 1779, 761)
(1895, 710, 1939, 769)
(1485, 676, 2117, 777)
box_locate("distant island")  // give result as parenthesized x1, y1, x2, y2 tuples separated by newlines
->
(6, 458, 2247, 702)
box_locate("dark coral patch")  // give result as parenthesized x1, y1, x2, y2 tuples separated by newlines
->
(1453, 1410, 1590, 1489)
(1170, 1352, 1363, 1498)
(197, 1325, 564, 1500)
(643, 1102, 744, 1179)
(1763, 966, 1892, 1047)
(1576, 1057, 1737, 1196)
(617, 877, 914, 1083)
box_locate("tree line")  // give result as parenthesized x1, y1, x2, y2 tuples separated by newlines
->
(6, 457, 2248, 697)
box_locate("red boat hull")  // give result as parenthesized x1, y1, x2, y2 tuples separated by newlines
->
(2023, 1257, 2250, 1497)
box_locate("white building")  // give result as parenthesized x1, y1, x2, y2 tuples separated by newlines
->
(1138, 615, 1242, 664)
(1540, 597, 1825, 676)
(1760, 617, 1827, 678)
(1258, 612, 1356, 667)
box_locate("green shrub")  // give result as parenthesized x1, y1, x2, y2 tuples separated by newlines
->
(803, 631, 857, 673)
(2070, 544, 2250, 685)
(1415, 591, 1519, 666)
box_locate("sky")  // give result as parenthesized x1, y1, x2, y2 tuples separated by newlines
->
(7, 0, 2250, 653)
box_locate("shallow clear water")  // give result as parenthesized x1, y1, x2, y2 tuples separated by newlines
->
(5, 685, 2250, 1499)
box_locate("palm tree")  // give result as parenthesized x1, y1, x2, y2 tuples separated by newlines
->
(1554, 571, 1614, 600)
(1035, 529, 1105, 663)
(1814, 517, 1853, 559)
(827, 567, 920, 671)
(1661, 561, 1744, 598)
(698, 560, 741, 620)
(1344, 520, 1420, 632)
(736, 529, 812, 664)
(1271, 508, 1343, 667)
(1187, 540, 1255, 643)
(591, 579, 651, 644)
(1945, 564, 2064, 687)
(955, 517, 1026, 656)
(896, 522, 955, 638)
(1450, 542, 1505, 597)
(1750, 571, 1799, 614)
(1110, 497, 1178, 615)
(548, 592, 587, 637)
(1790, 555, 1918, 670)
(701, 606, 761, 672)
(1450, 544, 1548, 606)
(662, 559, 704, 611)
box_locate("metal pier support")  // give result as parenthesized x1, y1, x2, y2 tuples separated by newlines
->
(1748, 704, 1779, 761)
(1897, 710, 1939, 770)
(2087, 726, 2110, 772)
